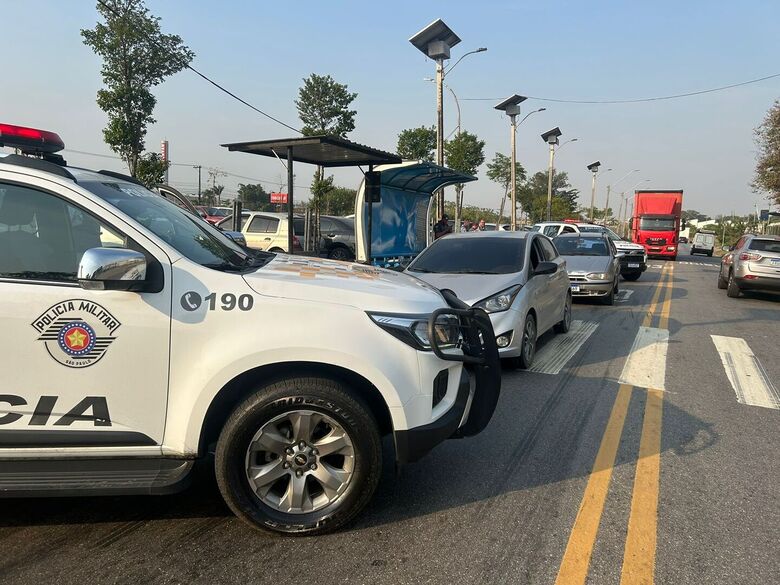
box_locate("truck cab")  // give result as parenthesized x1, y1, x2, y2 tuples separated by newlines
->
(0, 123, 501, 535)
(632, 190, 684, 260)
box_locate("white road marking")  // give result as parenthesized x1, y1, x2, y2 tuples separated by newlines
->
(529, 320, 599, 375)
(711, 336, 780, 410)
(619, 326, 669, 391)
(616, 290, 634, 303)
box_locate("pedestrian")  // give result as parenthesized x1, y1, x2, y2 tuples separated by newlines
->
(433, 213, 452, 239)
(472, 218, 486, 231)
(462, 219, 473, 232)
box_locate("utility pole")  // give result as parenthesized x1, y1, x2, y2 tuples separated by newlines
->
(193, 165, 202, 204)
(541, 128, 562, 222)
(435, 56, 445, 218)
(604, 184, 611, 224)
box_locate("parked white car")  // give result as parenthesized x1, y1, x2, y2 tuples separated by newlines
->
(405, 231, 571, 369)
(217, 211, 304, 253)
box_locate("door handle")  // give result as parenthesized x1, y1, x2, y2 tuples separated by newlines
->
(264, 237, 272, 241)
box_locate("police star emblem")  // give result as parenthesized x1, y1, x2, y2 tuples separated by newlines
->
(31, 299, 121, 368)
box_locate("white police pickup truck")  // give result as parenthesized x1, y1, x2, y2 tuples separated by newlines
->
(0, 124, 500, 535)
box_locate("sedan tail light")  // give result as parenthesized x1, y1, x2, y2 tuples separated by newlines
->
(739, 252, 762, 261)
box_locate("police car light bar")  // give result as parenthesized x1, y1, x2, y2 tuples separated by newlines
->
(0, 123, 65, 154)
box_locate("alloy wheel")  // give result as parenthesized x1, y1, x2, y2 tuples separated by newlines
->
(245, 410, 355, 514)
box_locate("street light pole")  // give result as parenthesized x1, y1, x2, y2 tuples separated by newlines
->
(435, 56, 445, 217)
(495, 95, 530, 231)
(587, 161, 601, 223)
(541, 128, 562, 222)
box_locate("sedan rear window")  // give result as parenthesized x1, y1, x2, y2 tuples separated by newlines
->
(409, 237, 526, 274)
(553, 236, 610, 256)
(749, 239, 780, 253)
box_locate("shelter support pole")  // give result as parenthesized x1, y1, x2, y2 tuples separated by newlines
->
(287, 146, 294, 254)
(367, 164, 373, 264)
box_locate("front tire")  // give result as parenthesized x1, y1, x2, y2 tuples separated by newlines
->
(215, 377, 382, 535)
(554, 294, 572, 334)
(516, 312, 537, 369)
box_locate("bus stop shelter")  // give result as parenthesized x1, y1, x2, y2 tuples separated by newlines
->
(222, 135, 402, 254)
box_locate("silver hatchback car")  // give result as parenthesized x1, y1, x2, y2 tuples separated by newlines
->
(718, 234, 780, 297)
(553, 233, 622, 305)
(405, 231, 571, 369)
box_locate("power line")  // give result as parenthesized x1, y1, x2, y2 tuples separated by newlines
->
(64, 147, 312, 192)
(462, 72, 780, 104)
(94, 0, 300, 133)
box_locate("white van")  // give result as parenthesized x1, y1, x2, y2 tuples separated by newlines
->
(691, 230, 716, 256)
(0, 124, 501, 535)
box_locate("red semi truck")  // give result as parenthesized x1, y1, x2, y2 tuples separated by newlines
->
(631, 190, 684, 260)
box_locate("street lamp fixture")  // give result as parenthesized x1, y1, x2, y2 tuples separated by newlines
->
(495, 95, 528, 231)
(541, 127, 562, 221)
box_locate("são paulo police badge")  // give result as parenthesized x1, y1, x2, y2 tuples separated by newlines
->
(31, 299, 121, 368)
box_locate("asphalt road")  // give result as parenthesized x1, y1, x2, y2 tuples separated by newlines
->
(1, 248, 778, 585)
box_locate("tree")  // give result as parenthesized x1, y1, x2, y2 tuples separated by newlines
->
(682, 209, 710, 222)
(327, 186, 357, 216)
(486, 152, 527, 223)
(445, 131, 485, 229)
(518, 170, 579, 223)
(237, 183, 270, 211)
(753, 100, 780, 205)
(295, 73, 357, 249)
(396, 126, 436, 161)
(202, 185, 224, 207)
(81, 0, 194, 177)
(134, 152, 169, 188)
(295, 73, 357, 138)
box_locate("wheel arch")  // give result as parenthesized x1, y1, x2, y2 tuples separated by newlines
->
(198, 362, 393, 456)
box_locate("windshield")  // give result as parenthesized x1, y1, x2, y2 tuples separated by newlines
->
(207, 207, 231, 217)
(409, 237, 526, 274)
(749, 239, 780, 252)
(640, 217, 676, 231)
(81, 181, 251, 271)
(553, 236, 610, 256)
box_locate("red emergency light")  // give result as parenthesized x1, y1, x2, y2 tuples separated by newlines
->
(0, 123, 65, 154)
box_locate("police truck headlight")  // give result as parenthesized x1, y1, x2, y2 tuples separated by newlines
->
(368, 313, 461, 351)
(474, 285, 522, 313)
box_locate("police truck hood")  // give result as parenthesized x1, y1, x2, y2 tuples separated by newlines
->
(242, 255, 445, 312)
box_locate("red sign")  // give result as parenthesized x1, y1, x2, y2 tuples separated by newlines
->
(270, 192, 288, 204)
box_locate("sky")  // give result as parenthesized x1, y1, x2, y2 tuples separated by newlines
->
(2, 0, 780, 217)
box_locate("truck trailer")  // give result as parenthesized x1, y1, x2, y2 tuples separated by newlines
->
(631, 190, 684, 260)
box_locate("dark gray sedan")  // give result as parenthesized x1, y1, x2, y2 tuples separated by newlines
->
(553, 233, 622, 305)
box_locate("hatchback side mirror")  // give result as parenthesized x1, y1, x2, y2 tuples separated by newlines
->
(78, 248, 150, 292)
(534, 261, 558, 276)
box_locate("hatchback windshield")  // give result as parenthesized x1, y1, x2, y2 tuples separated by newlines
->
(639, 217, 676, 230)
(408, 237, 526, 274)
(553, 236, 610, 256)
(749, 239, 780, 253)
(81, 181, 251, 271)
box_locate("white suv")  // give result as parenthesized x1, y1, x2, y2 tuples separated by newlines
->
(532, 221, 648, 281)
(0, 124, 501, 535)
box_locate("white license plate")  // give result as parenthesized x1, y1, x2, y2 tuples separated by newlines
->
(628, 263, 640, 268)
(571, 285, 580, 292)
(772, 258, 780, 265)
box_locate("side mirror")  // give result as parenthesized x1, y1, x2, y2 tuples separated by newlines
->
(534, 261, 558, 276)
(78, 248, 149, 292)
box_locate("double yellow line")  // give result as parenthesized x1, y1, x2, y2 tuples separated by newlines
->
(555, 265, 674, 585)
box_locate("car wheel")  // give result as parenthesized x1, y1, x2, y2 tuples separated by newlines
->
(554, 294, 572, 334)
(517, 312, 537, 369)
(215, 377, 381, 535)
(727, 271, 741, 298)
(707, 251, 713, 257)
(328, 246, 353, 261)
(622, 272, 641, 281)
(614, 277, 620, 295)
(717, 272, 728, 289)
(602, 283, 615, 305)
(269, 247, 285, 253)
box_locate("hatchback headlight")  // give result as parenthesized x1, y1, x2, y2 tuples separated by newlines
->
(586, 272, 610, 280)
(474, 285, 522, 313)
(368, 312, 461, 351)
